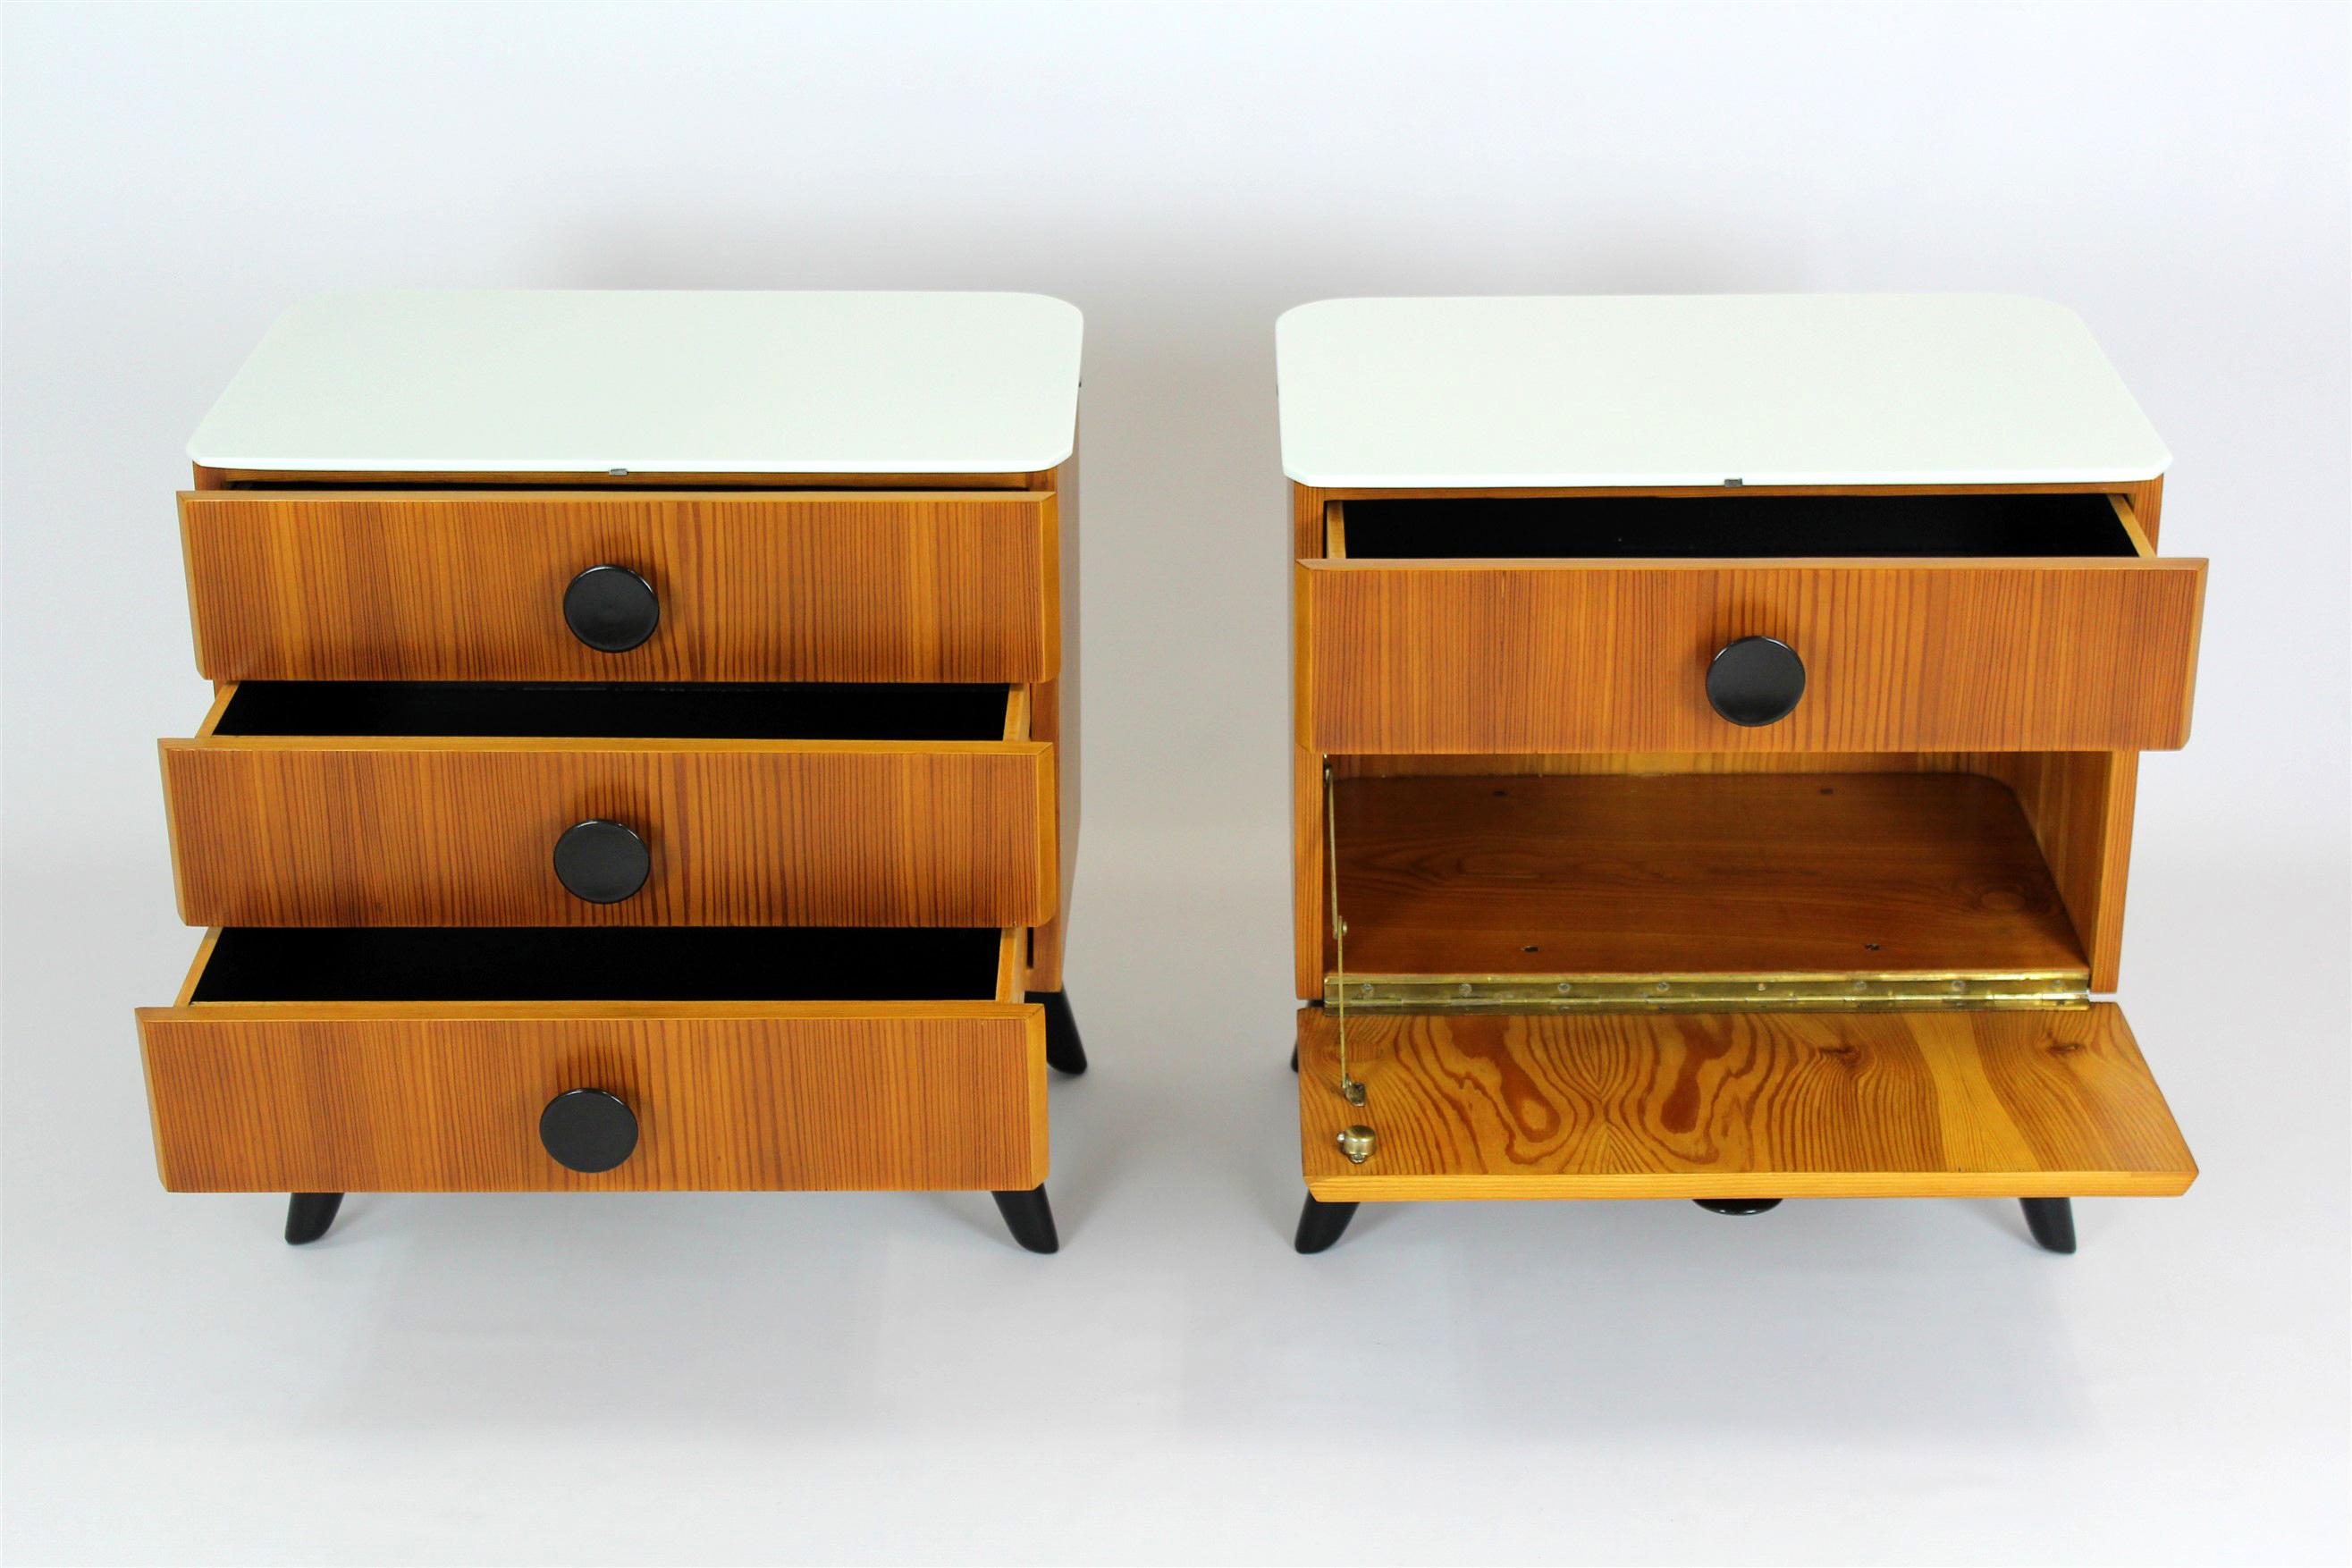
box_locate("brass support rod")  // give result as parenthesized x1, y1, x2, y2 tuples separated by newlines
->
(1323, 761, 1362, 1106)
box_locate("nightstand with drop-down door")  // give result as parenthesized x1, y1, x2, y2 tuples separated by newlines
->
(1278, 294, 2202, 1254)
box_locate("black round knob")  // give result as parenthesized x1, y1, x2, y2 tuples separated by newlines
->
(562, 564, 659, 653)
(552, 819, 650, 904)
(1706, 636, 1807, 727)
(538, 1089, 638, 1173)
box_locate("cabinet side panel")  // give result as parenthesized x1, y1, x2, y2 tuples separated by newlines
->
(1968, 750, 2137, 993)
(1293, 484, 1333, 999)
(1024, 448, 1078, 991)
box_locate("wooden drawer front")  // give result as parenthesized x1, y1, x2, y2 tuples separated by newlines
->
(181, 491, 1058, 682)
(141, 1006, 1044, 1193)
(165, 738, 1055, 928)
(1298, 558, 2204, 753)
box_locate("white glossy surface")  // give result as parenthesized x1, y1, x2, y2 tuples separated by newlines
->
(189, 291, 1083, 474)
(1277, 295, 2171, 487)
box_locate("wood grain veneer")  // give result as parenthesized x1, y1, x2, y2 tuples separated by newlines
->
(163, 732, 1057, 928)
(1022, 448, 1080, 991)
(180, 490, 1058, 683)
(1296, 1004, 2195, 1200)
(1329, 772, 2085, 980)
(141, 1003, 1047, 1193)
(1298, 556, 2205, 754)
(1969, 750, 2137, 992)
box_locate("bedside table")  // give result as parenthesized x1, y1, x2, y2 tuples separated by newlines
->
(137, 291, 1086, 1252)
(1278, 294, 2203, 1253)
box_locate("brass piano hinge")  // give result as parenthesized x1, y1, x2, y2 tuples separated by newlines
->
(1321, 973, 2092, 1013)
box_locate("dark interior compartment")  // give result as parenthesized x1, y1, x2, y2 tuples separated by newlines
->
(190, 926, 1005, 1003)
(1338, 492, 2139, 560)
(213, 681, 1011, 740)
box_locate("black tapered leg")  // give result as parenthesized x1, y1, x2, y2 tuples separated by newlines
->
(992, 1185, 1060, 1252)
(1694, 1198, 1783, 1217)
(2020, 1196, 2077, 1253)
(1294, 1193, 1359, 1253)
(1029, 990, 1087, 1076)
(283, 1193, 344, 1245)
(1289, 1044, 1298, 1072)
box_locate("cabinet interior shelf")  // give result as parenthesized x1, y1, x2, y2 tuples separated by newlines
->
(1328, 771, 2087, 984)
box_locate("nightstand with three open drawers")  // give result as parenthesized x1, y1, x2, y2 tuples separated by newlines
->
(137, 291, 1087, 1252)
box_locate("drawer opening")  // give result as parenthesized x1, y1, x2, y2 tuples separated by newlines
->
(1322, 769, 2090, 1007)
(184, 926, 1018, 1004)
(1330, 492, 2147, 560)
(208, 681, 1019, 741)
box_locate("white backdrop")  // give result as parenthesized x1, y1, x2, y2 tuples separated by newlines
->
(4, 4, 2346, 1563)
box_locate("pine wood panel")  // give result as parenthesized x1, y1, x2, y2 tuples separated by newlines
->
(1296, 1004, 2194, 1200)
(1330, 772, 2085, 979)
(163, 735, 1056, 928)
(140, 1002, 1047, 1192)
(180, 490, 1058, 682)
(1299, 556, 2205, 754)
(1968, 750, 2137, 992)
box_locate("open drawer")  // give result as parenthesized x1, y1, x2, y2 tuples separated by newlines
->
(178, 488, 1059, 684)
(139, 926, 1045, 1192)
(1298, 491, 2205, 753)
(162, 680, 1055, 927)
(1296, 1004, 2195, 1201)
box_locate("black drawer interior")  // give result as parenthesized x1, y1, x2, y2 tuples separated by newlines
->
(213, 681, 1011, 740)
(190, 926, 1005, 1003)
(1339, 492, 2140, 560)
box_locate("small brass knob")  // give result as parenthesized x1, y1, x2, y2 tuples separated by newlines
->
(1336, 1125, 1378, 1164)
